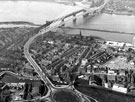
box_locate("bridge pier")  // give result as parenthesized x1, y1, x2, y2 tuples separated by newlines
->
(95, 10, 101, 15)
(89, 12, 94, 16)
(73, 14, 76, 22)
(83, 11, 89, 17)
(61, 19, 65, 26)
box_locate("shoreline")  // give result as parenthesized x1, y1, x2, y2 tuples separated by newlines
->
(103, 10, 135, 16)
(0, 0, 56, 2)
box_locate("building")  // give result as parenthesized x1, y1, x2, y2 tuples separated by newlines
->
(0, 90, 11, 102)
(112, 84, 127, 93)
(132, 36, 135, 48)
(81, 58, 88, 66)
(89, 74, 102, 86)
(52, 74, 60, 82)
(79, 67, 86, 74)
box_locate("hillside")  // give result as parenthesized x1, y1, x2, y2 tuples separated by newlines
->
(0, 21, 39, 25)
(0, 21, 40, 28)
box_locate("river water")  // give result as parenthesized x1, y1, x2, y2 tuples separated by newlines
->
(64, 13, 135, 43)
(0, 1, 135, 43)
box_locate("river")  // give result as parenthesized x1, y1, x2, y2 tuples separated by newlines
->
(63, 13, 135, 43)
(0, 1, 135, 43)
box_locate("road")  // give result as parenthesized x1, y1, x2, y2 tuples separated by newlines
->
(23, 0, 109, 101)
(0, 71, 39, 80)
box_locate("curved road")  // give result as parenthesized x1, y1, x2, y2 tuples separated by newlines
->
(24, 0, 109, 101)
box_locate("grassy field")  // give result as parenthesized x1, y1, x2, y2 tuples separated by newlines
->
(53, 90, 80, 102)
(75, 84, 135, 102)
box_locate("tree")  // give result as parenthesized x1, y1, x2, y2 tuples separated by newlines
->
(127, 55, 132, 63)
(29, 83, 33, 93)
(39, 84, 45, 96)
(90, 37, 96, 43)
(23, 83, 29, 100)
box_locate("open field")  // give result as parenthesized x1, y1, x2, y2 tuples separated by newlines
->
(75, 84, 135, 102)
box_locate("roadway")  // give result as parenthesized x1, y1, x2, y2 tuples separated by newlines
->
(23, 0, 109, 101)
(0, 71, 40, 80)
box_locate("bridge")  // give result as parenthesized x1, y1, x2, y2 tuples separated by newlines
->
(39, 0, 109, 34)
(23, 0, 110, 101)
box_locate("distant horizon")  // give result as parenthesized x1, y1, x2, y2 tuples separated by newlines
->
(0, 21, 41, 25)
(0, 0, 55, 2)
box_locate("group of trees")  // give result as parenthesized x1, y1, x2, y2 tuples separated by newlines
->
(23, 81, 48, 100)
(23, 83, 33, 100)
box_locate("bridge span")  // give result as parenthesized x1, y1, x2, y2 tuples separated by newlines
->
(39, 0, 110, 34)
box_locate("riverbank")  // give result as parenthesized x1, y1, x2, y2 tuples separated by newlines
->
(103, 10, 134, 16)
(63, 13, 135, 43)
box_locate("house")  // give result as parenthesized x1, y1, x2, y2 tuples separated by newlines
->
(89, 75, 102, 86)
(112, 83, 127, 93)
(52, 74, 60, 82)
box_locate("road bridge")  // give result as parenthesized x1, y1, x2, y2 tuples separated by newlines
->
(39, 0, 109, 34)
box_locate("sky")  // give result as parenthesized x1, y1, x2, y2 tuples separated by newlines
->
(0, 1, 66, 24)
